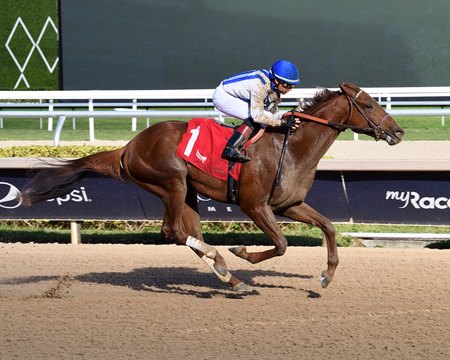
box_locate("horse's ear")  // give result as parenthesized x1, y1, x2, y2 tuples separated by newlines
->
(339, 83, 358, 97)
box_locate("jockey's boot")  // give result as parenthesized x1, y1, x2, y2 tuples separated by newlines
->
(222, 124, 252, 163)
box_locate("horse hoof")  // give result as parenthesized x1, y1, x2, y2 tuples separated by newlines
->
(320, 272, 330, 288)
(232, 282, 252, 293)
(229, 246, 245, 256)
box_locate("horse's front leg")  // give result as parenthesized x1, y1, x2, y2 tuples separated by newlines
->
(279, 202, 338, 288)
(230, 205, 288, 264)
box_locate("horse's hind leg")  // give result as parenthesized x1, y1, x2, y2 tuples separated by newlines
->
(280, 202, 338, 288)
(179, 186, 250, 291)
(123, 145, 249, 291)
(159, 182, 249, 291)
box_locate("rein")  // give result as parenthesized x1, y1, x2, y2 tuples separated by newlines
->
(274, 111, 294, 187)
(285, 90, 390, 140)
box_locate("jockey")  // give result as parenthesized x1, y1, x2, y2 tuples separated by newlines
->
(212, 59, 301, 163)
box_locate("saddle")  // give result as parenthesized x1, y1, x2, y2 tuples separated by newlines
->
(176, 118, 262, 203)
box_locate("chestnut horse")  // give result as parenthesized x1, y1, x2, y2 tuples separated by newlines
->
(20, 83, 404, 292)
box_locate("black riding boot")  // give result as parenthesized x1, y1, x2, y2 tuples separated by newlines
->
(222, 124, 252, 163)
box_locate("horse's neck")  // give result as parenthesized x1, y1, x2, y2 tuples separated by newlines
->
(293, 123, 340, 165)
(294, 96, 348, 164)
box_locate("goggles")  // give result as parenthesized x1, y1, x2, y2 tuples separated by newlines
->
(275, 78, 295, 89)
(281, 82, 295, 90)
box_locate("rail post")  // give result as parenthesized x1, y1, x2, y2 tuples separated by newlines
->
(54, 115, 67, 146)
(132, 99, 137, 131)
(70, 221, 82, 245)
(89, 98, 95, 141)
(47, 99, 54, 131)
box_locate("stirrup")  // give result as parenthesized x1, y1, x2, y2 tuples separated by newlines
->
(222, 147, 251, 163)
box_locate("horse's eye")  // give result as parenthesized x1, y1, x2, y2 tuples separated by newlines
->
(366, 103, 373, 110)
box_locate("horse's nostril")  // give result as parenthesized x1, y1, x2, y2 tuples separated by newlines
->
(395, 130, 405, 139)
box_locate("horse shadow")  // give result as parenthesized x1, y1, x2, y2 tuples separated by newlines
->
(1, 267, 321, 299)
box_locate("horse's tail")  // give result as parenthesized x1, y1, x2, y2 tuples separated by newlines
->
(20, 147, 127, 206)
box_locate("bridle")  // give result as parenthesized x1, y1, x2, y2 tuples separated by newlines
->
(287, 89, 391, 141)
(345, 89, 391, 140)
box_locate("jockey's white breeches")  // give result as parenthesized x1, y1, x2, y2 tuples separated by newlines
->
(212, 85, 250, 120)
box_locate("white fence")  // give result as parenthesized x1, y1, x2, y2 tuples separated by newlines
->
(0, 86, 449, 144)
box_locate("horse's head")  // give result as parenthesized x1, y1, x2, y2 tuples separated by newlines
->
(339, 83, 404, 145)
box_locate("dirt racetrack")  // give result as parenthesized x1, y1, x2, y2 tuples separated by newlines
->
(1, 243, 449, 360)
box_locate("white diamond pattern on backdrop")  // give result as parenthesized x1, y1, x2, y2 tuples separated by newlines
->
(35, 17, 59, 74)
(5, 16, 59, 89)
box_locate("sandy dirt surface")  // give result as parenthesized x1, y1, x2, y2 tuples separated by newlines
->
(3, 139, 450, 161)
(1, 243, 449, 360)
(325, 140, 450, 160)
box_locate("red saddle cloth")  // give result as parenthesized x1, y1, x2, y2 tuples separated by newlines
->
(175, 118, 242, 181)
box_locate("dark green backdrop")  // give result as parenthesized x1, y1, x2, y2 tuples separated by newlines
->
(60, 0, 449, 90)
(2, 0, 448, 90)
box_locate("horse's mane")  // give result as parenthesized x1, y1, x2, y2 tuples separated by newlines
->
(266, 87, 341, 133)
(301, 88, 340, 114)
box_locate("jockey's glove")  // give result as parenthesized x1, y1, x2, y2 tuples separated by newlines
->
(281, 112, 300, 129)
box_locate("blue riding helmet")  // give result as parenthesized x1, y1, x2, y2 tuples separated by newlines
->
(270, 60, 301, 85)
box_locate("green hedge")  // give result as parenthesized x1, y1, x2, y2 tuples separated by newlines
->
(0, 145, 119, 158)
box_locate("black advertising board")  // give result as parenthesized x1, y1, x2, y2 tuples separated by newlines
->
(344, 171, 450, 225)
(1, 169, 449, 225)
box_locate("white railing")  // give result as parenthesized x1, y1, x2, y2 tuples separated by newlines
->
(0, 86, 449, 144)
(2, 86, 449, 102)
